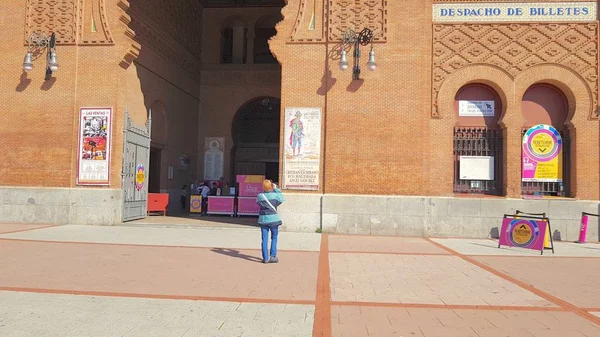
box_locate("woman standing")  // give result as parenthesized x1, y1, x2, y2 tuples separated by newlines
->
(256, 179, 285, 263)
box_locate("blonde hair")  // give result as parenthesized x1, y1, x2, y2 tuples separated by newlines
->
(262, 179, 273, 192)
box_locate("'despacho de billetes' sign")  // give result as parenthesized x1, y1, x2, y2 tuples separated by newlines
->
(499, 217, 549, 254)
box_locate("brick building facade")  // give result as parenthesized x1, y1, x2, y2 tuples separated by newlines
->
(0, 0, 598, 240)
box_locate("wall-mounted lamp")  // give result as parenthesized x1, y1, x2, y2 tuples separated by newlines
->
(339, 28, 376, 80)
(23, 32, 58, 80)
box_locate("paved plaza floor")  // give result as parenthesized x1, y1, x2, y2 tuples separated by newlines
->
(0, 223, 599, 336)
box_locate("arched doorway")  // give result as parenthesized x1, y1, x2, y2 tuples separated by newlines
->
(231, 96, 281, 182)
(149, 101, 168, 193)
(453, 84, 503, 195)
(521, 84, 570, 196)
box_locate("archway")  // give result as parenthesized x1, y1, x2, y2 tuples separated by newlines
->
(453, 83, 503, 195)
(231, 96, 281, 182)
(521, 84, 570, 196)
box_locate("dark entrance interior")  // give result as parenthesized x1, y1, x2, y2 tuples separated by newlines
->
(231, 96, 280, 183)
(148, 147, 161, 193)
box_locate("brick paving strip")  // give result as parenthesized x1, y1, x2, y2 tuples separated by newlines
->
(312, 233, 332, 337)
(425, 238, 600, 326)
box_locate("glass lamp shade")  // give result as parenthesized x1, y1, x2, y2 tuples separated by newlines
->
(47, 52, 58, 72)
(339, 50, 349, 71)
(23, 52, 33, 72)
(367, 49, 376, 71)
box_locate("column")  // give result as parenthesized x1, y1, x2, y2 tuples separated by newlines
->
(232, 24, 245, 64)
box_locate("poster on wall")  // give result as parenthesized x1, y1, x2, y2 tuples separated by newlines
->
(458, 100, 494, 117)
(204, 137, 224, 181)
(522, 124, 563, 182)
(459, 156, 494, 180)
(282, 107, 322, 190)
(76, 108, 112, 185)
(178, 155, 189, 171)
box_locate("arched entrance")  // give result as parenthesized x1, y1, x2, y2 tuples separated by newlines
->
(453, 84, 503, 195)
(231, 96, 281, 182)
(521, 84, 571, 196)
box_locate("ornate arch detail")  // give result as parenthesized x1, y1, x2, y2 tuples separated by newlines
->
(78, 0, 115, 45)
(515, 65, 593, 125)
(232, 97, 281, 145)
(436, 64, 513, 126)
(433, 22, 598, 119)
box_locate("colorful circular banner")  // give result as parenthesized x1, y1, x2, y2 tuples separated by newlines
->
(190, 195, 202, 213)
(506, 219, 540, 248)
(522, 124, 562, 163)
(135, 164, 145, 191)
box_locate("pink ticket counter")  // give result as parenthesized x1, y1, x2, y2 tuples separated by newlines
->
(207, 196, 235, 216)
(237, 196, 259, 216)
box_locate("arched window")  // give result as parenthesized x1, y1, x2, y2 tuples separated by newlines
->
(521, 84, 570, 197)
(221, 28, 233, 63)
(453, 84, 503, 195)
(253, 16, 280, 64)
(220, 20, 247, 64)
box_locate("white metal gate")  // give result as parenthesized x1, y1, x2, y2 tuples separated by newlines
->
(122, 111, 151, 222)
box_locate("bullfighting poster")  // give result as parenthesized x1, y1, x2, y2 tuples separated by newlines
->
(77, 108, 112, 185)
(282, 107, 322, 190)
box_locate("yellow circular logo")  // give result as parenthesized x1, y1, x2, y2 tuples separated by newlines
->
(512, 225, 532, 245)
(531, 133, 554, 156)
(136, 172, 145, 184)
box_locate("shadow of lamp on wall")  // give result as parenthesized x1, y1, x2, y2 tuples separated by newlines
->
(338, 28, 377, 81)
(22, 32, 59, 81)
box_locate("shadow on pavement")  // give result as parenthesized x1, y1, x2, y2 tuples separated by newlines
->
(211, 248, 264, 263)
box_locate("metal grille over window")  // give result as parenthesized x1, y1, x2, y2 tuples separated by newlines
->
(521, 129, 571, 197)
(453, 127, 503, 195)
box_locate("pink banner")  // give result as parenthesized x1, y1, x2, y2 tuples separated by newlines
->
(237, 197, 259, 215)
(208, 197, 235, 214)
(237, 175, 264, 197)
(499, 218, 548, 251)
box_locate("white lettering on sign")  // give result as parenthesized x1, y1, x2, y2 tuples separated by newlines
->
(459, 100, 495, 117)
(433, 2, 597, 23)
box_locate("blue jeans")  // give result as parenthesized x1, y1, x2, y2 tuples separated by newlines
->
(260, 225, 278, 262)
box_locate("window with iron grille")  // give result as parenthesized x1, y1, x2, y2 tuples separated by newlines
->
(453, 127, 503, 195)
(521, 129, 571, 197)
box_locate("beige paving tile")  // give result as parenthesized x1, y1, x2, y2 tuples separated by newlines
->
(0, 291, 314, 337)
(331, 306, 600, 337)
(0, 224, 322, 251)
(330, 254, 555, 307)
(433, 238, 600, 257)
(0, 240, 318, 301)
(474, 256, 600, 308)
(329, 235, 450, 254)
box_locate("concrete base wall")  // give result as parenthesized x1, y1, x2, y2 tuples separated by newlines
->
(0, 187, 122, 225)
(279, 193, 600, 242)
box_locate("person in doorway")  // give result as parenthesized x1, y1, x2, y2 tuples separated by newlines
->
(200, 182, 211, 215)
(180, 185, 188, 211)
(210, 182, 218, 196)
(191, 180, 200, 195)
(256, 179, 285, 263)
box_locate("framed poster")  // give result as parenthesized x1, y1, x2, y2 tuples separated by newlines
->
(282, 107, 322, 190)
(459, 156, 494, 180)
(458, 100, 494, 117)
(204, 137, 224, 181)
(76, 108, 112, 185)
